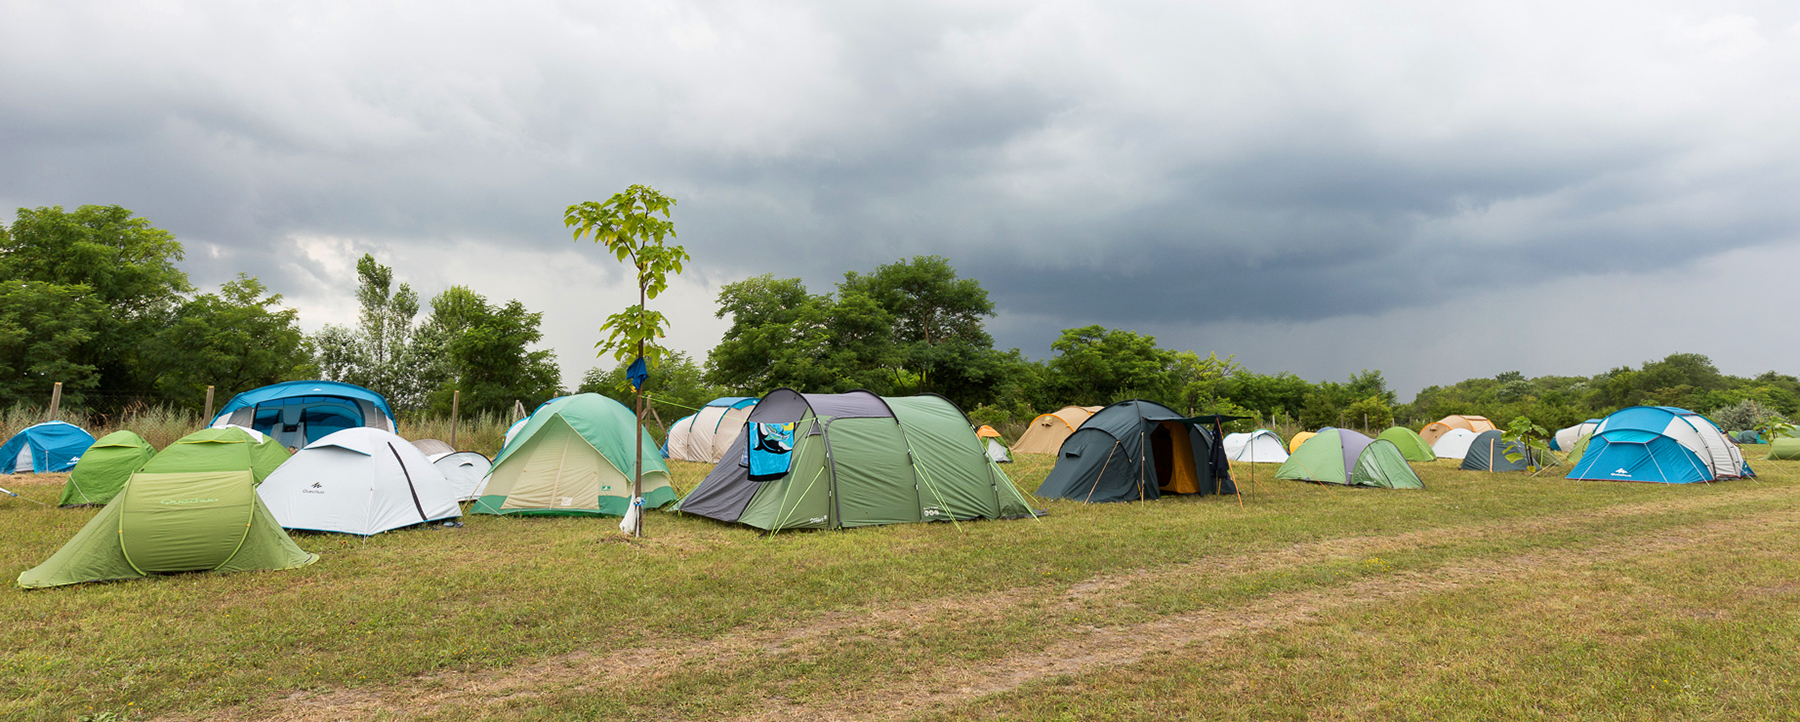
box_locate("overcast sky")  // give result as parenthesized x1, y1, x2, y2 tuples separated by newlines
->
(5, 1, 1797, 400)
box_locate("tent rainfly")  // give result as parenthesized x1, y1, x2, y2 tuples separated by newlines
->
(410, 439, 492, 501)
(1459, 430, 1535, 472)
(2, 421, 96, 474)
(675, 389, 1033, 531)
(1566, 406, 1750, 484)
(1034, 401, 1236, 503)
(17, 427, 312, 589)
(1224, 430, 1289, 463)
(1419, 415, 1496, 446)
(1767, 438, 1800, 460)
(1431, 428, 1480, 460)
(1376, 427, 1437, 462)
(665, 397, 760, 463)
(259, 428, 462, 535)
(1012, 406, 1104, 455)
(473, 394, 675, 517)
(209, 380, 398, 450)
(1276, 428, 1423, 489)
(59, 431, 156, 506)
(1551, 420, 1602, 451)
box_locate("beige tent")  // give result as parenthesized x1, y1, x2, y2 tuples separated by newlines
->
(1419, 415, 1497, 446)
(1012, 406, 1104, 455)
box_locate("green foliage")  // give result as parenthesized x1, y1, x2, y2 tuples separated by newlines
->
(1046, 325, 1181, 406)
(704, 275, 890, 394)
(141, 274, 313, 406)
(1342, 395, 1396, 433)
(579, 351, 724, 437)
(423, 286, 562, 417)
(566, 185, 690, 367)
(0, 205, 192, 395)
(0, 280, 104, 405)
(310, 254, 441, 411)
(1711, 398, 1787, 434)
(1502, 416, 1552, 467)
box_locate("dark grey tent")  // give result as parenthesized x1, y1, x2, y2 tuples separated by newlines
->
(1034, 400, 1236, 503)
(1459, 429, 1535, 472)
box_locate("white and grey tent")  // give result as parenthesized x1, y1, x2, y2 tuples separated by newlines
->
(1551, 420, 1601, 451)
(665, 397, 759, 463)
(1431, 428, 1479, 460)
(257, 428, 462, 535)
(409, 438, 493, 501)
(1223, 430, 1289, 463)
(986, 438, 1013, 463)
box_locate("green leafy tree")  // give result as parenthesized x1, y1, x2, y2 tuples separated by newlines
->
(422, 286, 562, 417)
(1502, 416, 1552, 468)
(309, 254, 440, 411)
(837, 255, 1006, 406)
(567, 185, 690, 536)
(0, 280, 105, 405)
(704, 275, 896, 394)
(0, 205, 191, 392)
(1045, 326, 1181, 406)
(142, 275, 313, 405)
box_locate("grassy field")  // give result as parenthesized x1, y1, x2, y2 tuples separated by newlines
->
(5, 447, 1800, 721)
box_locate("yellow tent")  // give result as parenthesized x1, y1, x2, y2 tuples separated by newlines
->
(1288, 430, 1317, 453)
(1012, 406, 1105, 455)
(1420, 415, 1497, 446)
(974, 425, 1002, 439)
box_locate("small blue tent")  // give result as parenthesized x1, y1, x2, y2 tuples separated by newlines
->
(209, 381, 398, 450)
(1, 421, 97, 474)
(1566, 406, 1750, 484)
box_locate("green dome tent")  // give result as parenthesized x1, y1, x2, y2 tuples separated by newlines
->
(1767, 438, 1800, 460)
(58, 431, 157, 506)
(1375, 426, 1437, 462)
(674, 389, 1034, 531)
(18, 427, 312, 589)
(1275, 428, 1423, 489)
(472, 394, 675, 517)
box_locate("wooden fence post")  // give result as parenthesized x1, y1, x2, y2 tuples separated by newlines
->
(48, 382, 62, 421)
(203, 385, 215, 421)
(450, 390, 461, 448)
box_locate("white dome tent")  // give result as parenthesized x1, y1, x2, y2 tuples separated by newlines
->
(409, 438, 493, 501)
(1431, 428, 1480, 460)
(664, 397, 759, 463)
(258, 428, 462, 536)
(1552, 420, 1601, 451)
(1223, 430, 1289, 463)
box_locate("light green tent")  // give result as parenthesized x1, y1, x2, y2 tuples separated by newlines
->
(18, 427, 313, 589)
(472, 394, 675, 517)
(674, 390, 1034, 530)
(1564, 432, 1594, 465)
(59, 430, 157, 506)
(1275, 427, 1423, 489)
(1375, 426, 1437, 462)
(1767, 438, 1800, 460)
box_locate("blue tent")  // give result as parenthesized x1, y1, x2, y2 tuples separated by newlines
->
(209, 381, 398, 450)
(1, 421, 97, 474)
(1566, 406, 1750, 484)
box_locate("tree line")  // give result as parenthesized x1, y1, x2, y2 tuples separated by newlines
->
(6, 204, 1793, 435)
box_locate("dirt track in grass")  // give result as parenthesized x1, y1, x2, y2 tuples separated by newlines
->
(156, 485, 1796, 722)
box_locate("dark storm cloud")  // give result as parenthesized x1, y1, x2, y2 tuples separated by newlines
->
(3, 0, 1799, 392)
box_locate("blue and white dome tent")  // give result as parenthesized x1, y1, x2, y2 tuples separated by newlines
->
(209, 380, 398, 450)
(1566, 406, 1751, 484)
(1, 421, 96, 474)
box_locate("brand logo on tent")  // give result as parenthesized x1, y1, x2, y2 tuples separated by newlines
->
(303, 481, 326, 495)
(1611, 468, 1632, 477)
(923, 506, 942, 517)
(160, 498, 220, 505)
(808, 516, 827, 524)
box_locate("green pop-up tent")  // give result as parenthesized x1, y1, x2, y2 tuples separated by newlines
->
(58, 431, 157, 507)
(1276, 427, 1423, 489)
(1375, 426, 1437, 462)
(472, 394, 675, 517)
(18, 427, 312, 589)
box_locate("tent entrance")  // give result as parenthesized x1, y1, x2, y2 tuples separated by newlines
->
(1152, 421, 1201, 494)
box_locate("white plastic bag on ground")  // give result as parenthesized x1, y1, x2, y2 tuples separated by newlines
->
(619, 496, 643, 536)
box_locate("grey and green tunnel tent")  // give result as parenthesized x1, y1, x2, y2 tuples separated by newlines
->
(1034, 400, 1236, 503)
(673, 389, 1034, 531)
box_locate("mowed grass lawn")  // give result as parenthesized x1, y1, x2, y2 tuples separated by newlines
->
(6, 448, 1800, 721)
